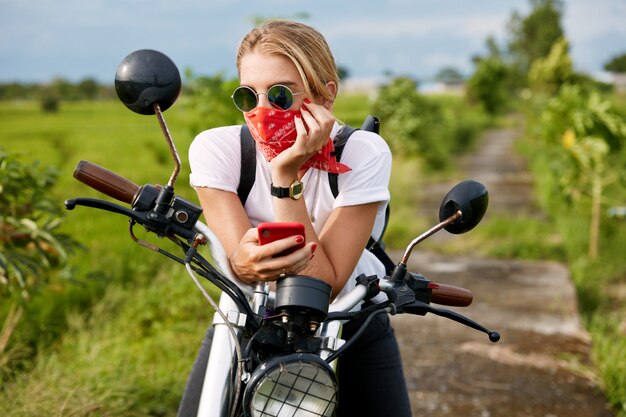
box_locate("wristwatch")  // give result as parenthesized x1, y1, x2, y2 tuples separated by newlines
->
(271, 179, 304, 200)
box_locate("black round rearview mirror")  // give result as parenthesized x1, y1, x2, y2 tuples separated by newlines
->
(114, 49, 181, 115)
(439, 180, 488, 234)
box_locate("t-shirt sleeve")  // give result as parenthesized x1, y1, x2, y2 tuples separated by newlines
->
(333, 130, 391, 208)
(188, 126, 241, 193)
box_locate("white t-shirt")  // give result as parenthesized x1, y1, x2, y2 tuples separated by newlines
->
(189, 122, 391, 301)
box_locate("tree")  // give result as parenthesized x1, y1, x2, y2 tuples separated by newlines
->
(528, 37, 574, 95)
(470, 35, 503, 64)
(485, 35, 503, 59)
(435, 67, 464, 84)
(507, 0, 565, 82)
(372, 77, 451, 168)
(50, 77, 74, 99)
(77, 78, 99, 100)
(604, 52, 626, 73)
(466, 57, 509, 114)
(250, 12, 311, 26)
(337, 65, 350, 81)
(536, 85, 626, 258)
(563, 131, 611, 259)
(40, 86, 60, 113)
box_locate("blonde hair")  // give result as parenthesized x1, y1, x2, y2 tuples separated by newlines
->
(236, 20, 339, 102)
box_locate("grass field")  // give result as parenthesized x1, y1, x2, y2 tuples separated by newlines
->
(2, 94, 623, 416)
(1, 99, 212, 415)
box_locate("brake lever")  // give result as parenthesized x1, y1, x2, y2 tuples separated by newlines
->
(65, 197, 199, 241)
(398, 300, 500, 343)
(65, 197, 146, 223)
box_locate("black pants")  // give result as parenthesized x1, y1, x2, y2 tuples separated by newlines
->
(335, 313, 412, 417)
(177, 314, 412, 417)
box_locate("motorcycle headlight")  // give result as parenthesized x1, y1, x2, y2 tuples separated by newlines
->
(243, 353, 337, 417)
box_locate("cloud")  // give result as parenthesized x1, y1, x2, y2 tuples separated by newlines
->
(422, 52, 473, 73)
(2, 0, 626, 82)
(323, 15, 508, 40)
(560, 0, 626, 72)
(565, 0, 626, 40)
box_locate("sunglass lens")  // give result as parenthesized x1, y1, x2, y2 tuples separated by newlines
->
(232, 87, 256, 112)
(267, 85, 294, 110)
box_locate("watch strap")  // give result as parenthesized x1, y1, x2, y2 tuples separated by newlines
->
(270, 183, 291, 198)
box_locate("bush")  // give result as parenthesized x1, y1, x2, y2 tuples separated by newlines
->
(40, 93, 59, 113)
(466, 57, 509, 115)
(528, 37, 574, 95)
(0, 149, 79, 381)
(523, 83, 626, 414)
(372, 77, 489, 170)
(183, 69, 243, 135)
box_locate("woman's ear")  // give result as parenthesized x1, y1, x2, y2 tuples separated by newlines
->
(323, 81, 338, 111)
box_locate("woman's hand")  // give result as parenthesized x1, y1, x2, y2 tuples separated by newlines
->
(270, 99, 335, 183)
(229, 228, 317, 284)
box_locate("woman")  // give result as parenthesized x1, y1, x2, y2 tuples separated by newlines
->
(180, 19, 411, 417)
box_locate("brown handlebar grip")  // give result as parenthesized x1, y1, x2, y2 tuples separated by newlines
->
(73, 160, 140, 205)
(429, 283, 473, 307)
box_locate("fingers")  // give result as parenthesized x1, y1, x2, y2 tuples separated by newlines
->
(302, 98, 334, 126)
(241, 227, 260, 244)
(233, 229, 315, 282)
(258, 242, 316, 280)
(300, 99, 334, 149)
(292, 100, 334, 152)
(289, 242, 317, 274)
(257, 234, 305, 258)
(270, 99, 335, 177)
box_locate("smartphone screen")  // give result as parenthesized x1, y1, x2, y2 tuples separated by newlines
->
(258, 222, 305, 256)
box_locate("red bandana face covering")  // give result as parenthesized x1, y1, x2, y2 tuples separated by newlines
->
(243, 107, 351, 174)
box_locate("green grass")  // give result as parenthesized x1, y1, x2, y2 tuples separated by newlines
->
(425, 213, 567, 260)
(333, 93, 375, 127)
(591, 314, 626, 417)
(1, 100, 199, 271)
(0, 264, 217, 417)
(384, 156, 430, 249)
(1, 100, 203, 387)
(0, 100, 220, 416)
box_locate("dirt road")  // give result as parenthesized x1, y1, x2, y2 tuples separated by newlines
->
(390, 128, 613, 416)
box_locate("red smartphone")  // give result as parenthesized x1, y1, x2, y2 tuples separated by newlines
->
(258, 222, 306, 256)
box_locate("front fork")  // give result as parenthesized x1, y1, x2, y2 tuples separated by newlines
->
(197, 293, 245, 417)
(197, 283, 270, 417)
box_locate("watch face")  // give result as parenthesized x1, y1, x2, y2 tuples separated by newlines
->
(290, 181, 304, 199)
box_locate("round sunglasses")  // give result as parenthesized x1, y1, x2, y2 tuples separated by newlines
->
(231, 84, 306, 112)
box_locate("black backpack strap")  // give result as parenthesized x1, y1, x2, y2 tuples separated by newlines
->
(329, 117, 379, 196)
(367, 205, 394, 275)
(329, 125, 358, 198)
(238, 124, 256, 206)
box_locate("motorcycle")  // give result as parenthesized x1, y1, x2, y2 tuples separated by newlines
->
(65, 49, 500, 417)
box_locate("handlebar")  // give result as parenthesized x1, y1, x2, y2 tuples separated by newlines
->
(70, 161, 475, 310)
(429, 283, 473, 307)
(73, 160, 140, 205)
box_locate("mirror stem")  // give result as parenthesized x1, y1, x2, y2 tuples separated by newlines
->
(154, 103, 181, 188)
(400, 210, 462, 265)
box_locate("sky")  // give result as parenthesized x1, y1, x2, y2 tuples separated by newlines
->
(1, 0, 625, 85)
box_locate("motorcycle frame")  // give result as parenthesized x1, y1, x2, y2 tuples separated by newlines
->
(193, 222, 361, 417)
